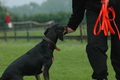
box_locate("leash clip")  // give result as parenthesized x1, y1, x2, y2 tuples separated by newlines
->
(101, 1, 105, 4)
(101, 0, 109, 4)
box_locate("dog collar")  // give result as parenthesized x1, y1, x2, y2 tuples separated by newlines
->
(43, 37, 60, 51)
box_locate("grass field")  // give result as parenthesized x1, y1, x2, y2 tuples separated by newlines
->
(0, 39, 116, 80)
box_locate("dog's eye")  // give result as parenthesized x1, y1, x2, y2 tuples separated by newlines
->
(57, 30, 61, 32)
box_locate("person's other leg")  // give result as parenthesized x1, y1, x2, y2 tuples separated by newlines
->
(86, 10, 108, 80)
(110, 14, 120, 80)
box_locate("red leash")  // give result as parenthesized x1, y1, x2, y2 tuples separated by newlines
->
(93, 0, 120, 39)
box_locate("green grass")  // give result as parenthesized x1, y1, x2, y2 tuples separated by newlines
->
(0, 39, 116, 80)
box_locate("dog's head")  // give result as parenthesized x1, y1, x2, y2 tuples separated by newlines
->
(44, 24, 65, 41)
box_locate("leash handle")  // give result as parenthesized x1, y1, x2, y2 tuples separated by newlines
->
(93, 0, 120, 39)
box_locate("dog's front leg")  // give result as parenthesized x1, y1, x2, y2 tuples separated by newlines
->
(35, 75, 41, 80)
(43, 70, 49, 80)
(42, 60, 53, 80)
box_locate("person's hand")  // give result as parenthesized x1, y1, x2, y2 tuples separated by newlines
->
(67, 27, 74, 33)
(62, 26, 74, 35)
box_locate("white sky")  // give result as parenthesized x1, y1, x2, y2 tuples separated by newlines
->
(1, 0, 46, 7)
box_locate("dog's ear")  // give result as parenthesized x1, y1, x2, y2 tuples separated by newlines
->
(56, 25, 65, 41)
(44, 27, 50, 35)
(57, 30, 64, 41)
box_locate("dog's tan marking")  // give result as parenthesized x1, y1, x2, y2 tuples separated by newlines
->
(52, 57, 54, 62)
(41, 66, 45, 73)
(63, 27, 68, 34)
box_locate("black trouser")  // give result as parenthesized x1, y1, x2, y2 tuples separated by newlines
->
(86, 10, 120, 80)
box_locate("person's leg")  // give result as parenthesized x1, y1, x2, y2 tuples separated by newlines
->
(110, 16, 120, 80)
(111, 34, 120, 80)
(86, 10, 108, 80)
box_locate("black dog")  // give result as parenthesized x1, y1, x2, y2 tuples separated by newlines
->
(0, 24, 66, 80)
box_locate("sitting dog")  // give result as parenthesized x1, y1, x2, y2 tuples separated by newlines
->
(0, 24, 66, 80)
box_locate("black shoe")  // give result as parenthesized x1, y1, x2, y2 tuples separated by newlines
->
(97, 79, 108, 80)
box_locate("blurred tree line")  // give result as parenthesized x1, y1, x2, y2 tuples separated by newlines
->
(11, 11, 72, 23)
(10, 12, 86, 25)
(0, 1, 7, 27)
(6, 0, 72, 16)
